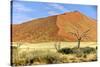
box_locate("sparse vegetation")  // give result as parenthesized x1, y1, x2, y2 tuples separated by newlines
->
(12, 47, 61, 66)
(58, 47, 96, 54)
(11, 42, 97, 66)
(54, 41, 96, 55)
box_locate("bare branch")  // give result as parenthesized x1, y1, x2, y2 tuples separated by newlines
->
(68, 32, 79, 39)
(70, 23, 80, 38)
(81, 35, 90, 40)
(80, 28, 91, 38)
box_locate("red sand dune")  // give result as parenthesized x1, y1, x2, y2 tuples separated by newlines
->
(12, 11, 97, 43)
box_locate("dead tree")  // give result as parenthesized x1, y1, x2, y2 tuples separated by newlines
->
(69, 25, 91, 48)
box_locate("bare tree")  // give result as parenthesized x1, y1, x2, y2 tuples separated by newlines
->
(69, 25, 91, 48)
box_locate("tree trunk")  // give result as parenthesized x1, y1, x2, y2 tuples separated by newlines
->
(77, 39, 81, 48)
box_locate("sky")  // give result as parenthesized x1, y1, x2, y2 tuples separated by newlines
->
(12, 1, 97, 24)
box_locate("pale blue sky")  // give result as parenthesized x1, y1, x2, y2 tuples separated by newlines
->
(12, 1, 97, 24)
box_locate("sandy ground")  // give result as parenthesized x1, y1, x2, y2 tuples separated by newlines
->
(12, 42, 97, 52)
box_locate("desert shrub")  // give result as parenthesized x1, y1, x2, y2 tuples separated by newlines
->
(45, 54, 61, 64)
(12, 49, 62, 66)
(12, 46, 96, 66)
(27, 51, 61, 64)
(72, 47, 82, 54)
(80, 47, 96, 54)
(58, 47, 96, 55)
(34, 51, 61, 64)
(58, 48, 73, 54)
